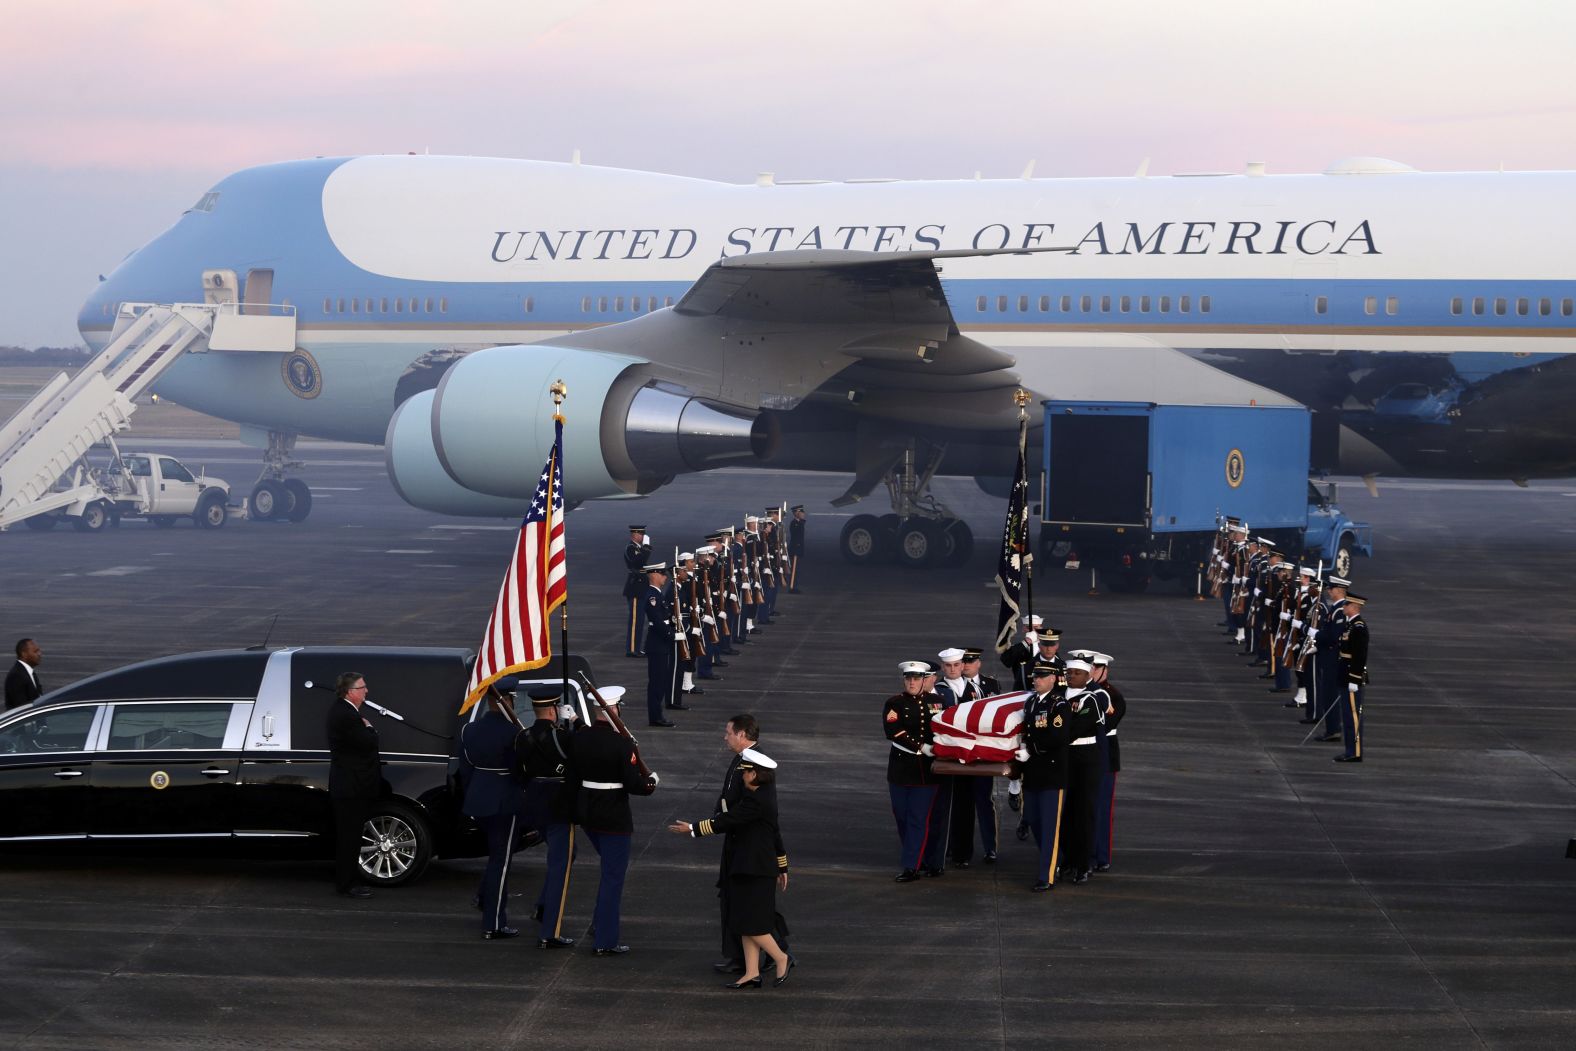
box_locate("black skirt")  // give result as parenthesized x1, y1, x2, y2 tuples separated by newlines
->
(726, 873, 777, 937)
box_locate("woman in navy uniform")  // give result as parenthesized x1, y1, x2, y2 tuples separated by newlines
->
(569, 697, 659, 955)
(672, 748, 793, 989)
(458, 685, 529, 939)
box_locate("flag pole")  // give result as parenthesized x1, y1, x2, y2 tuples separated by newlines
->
(1016, 388, 1034, 626)
(551, 379, 580, 722)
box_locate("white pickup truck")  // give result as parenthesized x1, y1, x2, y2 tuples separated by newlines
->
(22, 449, 235, 531)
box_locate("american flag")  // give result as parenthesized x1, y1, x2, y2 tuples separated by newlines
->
(993, 414, 1030, 654)
(462, 415, 567, 713)
(931, 692, 1030, 763)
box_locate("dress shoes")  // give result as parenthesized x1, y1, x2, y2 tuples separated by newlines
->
(628, 651, 645, 659)
(1093, 862, 1111, 873)
(1015, 824, 1030, 842)
(337, 886, 373, 899)
(713, 959, 746, 974)
(537, 936, 574, 949)
(1030, 881, 1053, 893)
(1257, 673, 1275, 680)
(1007, 793, 1021, 813)
(710, 660, 730, 668)
(1268, 687, 1290, 694)
(983, 850, 997, 864)
(483, 927, 520, 940)
(724, 977, 762, 989)
(649, 719, 676, 727)
(668, 702, 692, 711)
(697, 674, 723, 681)
(952, 859, 971, 869)
(894, 869, 920, 883)
(1282, 699, 1300, 707)
(1333, 755, 1363, 763)
(773, 956, 796, 988)
(921, 866, 944, 878)
(1070, 870, 1091, 885)
(1317, 733, 1340, 742)
(593, 945, 631, 956)
(682, 686, 704, 695)
(531, 904, 544, 921)
(1298, 717, 1319, 725)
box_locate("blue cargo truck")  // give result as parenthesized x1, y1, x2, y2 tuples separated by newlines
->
(1039, 400, 1372, 591)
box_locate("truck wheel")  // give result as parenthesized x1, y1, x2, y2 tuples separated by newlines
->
(358, 801, 433, 887)
(840, 514, 884, 564)
(249, 480, 286, 521)
(73, 501, 109, 532)
(282, 479, 313, 523)
(895, 518, 941, 568)
(1334, 538, 1354, 578)
(939, 519, 974, 566)
(150, 515, 176, 529)
(195, 493, 228, 529)
(24, 514, 57, 531)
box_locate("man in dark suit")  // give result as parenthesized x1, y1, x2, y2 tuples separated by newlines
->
(327, 671, 381, 899)
(459, 684, 529, 939)
(5, 638, 43, 710)
(569, 697, 658, 955)
(786, 505, 806, 593)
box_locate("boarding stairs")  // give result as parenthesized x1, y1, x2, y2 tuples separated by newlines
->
(0, 301, 294, 530)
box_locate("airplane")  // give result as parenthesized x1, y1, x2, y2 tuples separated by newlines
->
(70, 153, 1576, 564)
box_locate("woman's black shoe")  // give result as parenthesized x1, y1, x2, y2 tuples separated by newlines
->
(773, 957, 796, 987)
(724, 977, 762, 989)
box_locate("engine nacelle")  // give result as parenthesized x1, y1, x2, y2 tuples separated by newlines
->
(386, 343, 779, 513)
(385, 391, 536, 517)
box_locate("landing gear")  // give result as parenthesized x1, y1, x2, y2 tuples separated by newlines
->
(835, 440, 975, 568)
(249, 430, 313, 524)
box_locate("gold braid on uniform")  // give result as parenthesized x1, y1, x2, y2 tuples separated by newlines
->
(776, 855, 789, 872)
(696, 819, 716, 837)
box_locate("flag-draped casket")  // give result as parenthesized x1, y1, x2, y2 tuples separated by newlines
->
(930, 692, 1030, 763)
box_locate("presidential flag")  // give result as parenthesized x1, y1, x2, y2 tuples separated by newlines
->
(462, 415, 567, 712)
(993, 414, 1030, 654)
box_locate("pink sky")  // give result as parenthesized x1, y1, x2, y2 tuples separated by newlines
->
(5, 0, 1576, 343)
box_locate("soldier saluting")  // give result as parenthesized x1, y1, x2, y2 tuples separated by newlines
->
(623, 526, 652, 658)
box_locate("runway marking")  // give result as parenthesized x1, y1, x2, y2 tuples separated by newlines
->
(429, 524, 518, 531)
(416, 563, 458, 569)
(385, 549, 435, 554)
(86, 566, 151, 577)
(312, 487, 364, 491)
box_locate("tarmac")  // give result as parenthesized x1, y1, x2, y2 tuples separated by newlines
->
(2, 440, 1575, 1049)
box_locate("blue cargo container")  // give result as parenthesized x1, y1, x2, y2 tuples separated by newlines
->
(1040, 400, 1371, 589)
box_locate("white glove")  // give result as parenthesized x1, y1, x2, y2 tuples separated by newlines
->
(642, 534, 651, 546)
(647, 772, 661, 787)
(1348, 683, 1359, 693)
(1014, 746, 1030, 762)
(1023, 631, 1038, 648)
(691, 627, 703, 637)
(702, 615, 715, 625)
(1279, 613, 1291, 622)
(1307, 630, 1318, 642)
(1292, 619, 1303, 629)
(921, 744, 934, 757)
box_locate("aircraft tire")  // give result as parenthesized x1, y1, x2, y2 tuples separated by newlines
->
(840, 514, 885, 565)
(282, 479, 313, 523)
(249, 480, 287, 522)
(895, 518, 941, 569)
(939, 519, 974, 567)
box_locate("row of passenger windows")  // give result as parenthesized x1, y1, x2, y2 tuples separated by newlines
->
(580, 295, 676, 314)
(1449, 295, 1574, 317)
(979, 293, 1213, 315)
(323, 296, 449, 315)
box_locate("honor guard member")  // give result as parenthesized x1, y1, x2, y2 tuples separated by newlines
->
(738, 516, 762, 637)
(1268, 562, 1299, 692)
(885, 661, 942, 883)
(759, 509, 780, 622)
(685, 550, 720, 685)
(672, 554, 702, 704)
(458, 684, 529, 939)
(936, 648, 978, 868)
(695, 544, 730, 672)
(1242, 538, 1272, 656)
(516, 685, 578, 948)
(1088, 652, 1125, 872)
(623, 526, 653, 657)
(959, 646, 1002, 863)
(642, 562, 677, 727)
(1306, 574, 1351, 737)
(1000, 615, 1045, 692)
(1287, 566, 1320, 709)
(725, 527, 752, 647)
(787, 505, 806, 593)
(569, 693, 659, 955)
(1253, 551, 1288, 671)
(1059, 656, 1105, 884)
(919, 659, 953, 875)
(1334, 593, 1369, 763)
(705, 535, 740, 658)
(1018, 660, 1072, 891)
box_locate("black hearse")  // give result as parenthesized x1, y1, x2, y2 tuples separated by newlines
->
(0, 646, 603, 886)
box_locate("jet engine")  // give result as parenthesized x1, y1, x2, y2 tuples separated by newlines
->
(385, 343, 779, 514)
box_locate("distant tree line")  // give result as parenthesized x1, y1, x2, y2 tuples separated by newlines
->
(0, 346, 92, 366)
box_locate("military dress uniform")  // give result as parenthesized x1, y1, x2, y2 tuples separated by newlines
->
(516, 697, 576, 945)
(1019, 676, 1072, 890)
(1061, 677, 1106, 882)
(1336, 597, 1370, 762)
(884, 672, 941, 881)
(787, 506, 806, 592)
(623, 528, 652, 657)
(1092, 672, 1126, 871)
(569, 718, 658, 953)
(1309, 581, 1350, 735)
(642, 566, 676, 725)
(458, 706, 529, 937)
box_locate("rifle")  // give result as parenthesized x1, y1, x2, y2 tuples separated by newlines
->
(670, 548, 692, 663)
(1296, 564, 1326, 672)
(575, 670, 654, 780)
(699, 565, 723, 644)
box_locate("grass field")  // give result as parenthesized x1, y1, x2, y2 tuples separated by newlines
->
(0, 365, 238, 439)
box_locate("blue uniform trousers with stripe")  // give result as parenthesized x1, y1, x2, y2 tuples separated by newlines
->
(889, 783, 940, 871)
(583, 829, 631, 950)
(476, 812, 517, 933)
(1025, 787, 1065, 885)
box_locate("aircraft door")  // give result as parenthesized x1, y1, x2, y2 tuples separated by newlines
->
(1295, 262, 1336, 352)
(243, 269, 274, 315)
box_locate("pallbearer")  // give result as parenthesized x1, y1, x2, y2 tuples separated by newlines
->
(1334, 593, 1369, 763)
(515, 686, 577, 948)
(1088, 652, 1125, 873)
(884, 661, 941, 883)
(1059, 656, 1105, 884)
(1018, 660, 1070, 892)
